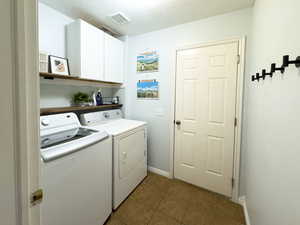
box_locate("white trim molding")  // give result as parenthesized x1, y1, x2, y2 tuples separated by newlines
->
(239, 196, 251, 225)
(232, 37, 246, 203)
(14, 0, 40, 225)
(148, 166, 171, 178)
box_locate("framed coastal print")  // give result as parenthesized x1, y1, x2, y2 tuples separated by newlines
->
(137, 51, 159, 73)
(137, 79, 159, 99)
(49, 55, 70, 75)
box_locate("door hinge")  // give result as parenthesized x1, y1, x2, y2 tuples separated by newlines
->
(232, 178, 235, 188)
(237, 55, 241, 64)
(234, 117, 238, 127)
(31, 189, 43, 206)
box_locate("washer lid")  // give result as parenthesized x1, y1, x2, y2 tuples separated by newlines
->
(40, 127, 98, 149)
(92, 119, 146, 136)
(41, 129, 109, 162)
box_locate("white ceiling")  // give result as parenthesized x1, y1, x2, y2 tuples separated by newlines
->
(39, 0, 254, 36)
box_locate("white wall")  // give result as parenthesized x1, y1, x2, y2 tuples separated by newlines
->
(243, 0, 300, 224)
(0, 0, 17, 225)
(125, 8, 252, 172)
(39, 2, 74, 57)
(39, 2, 78, 107)
(40, 83, 115, 108)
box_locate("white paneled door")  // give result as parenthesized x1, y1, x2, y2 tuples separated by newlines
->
(174, 41, 239, 197)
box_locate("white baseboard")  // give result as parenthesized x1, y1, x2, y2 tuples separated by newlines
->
(148, 166, 170, 178)
(239, 196, 251, 225)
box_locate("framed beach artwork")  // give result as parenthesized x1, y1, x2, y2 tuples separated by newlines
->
(137, 51, 159, 73)
(137, 79, 159, 99)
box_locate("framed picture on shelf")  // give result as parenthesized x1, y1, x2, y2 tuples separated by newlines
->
(49, 55, 70, 75)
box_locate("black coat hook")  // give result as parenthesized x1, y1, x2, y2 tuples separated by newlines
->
(271, 63, 285, 74)
(282, 55, 300, 68)
(256, 73, 260, 81)
(251, 73, 260, 81)
(262, 69, 273, 79)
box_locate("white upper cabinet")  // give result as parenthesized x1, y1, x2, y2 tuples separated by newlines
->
(67, 19, 104, 81)
(67, 19, 124, 83)
(104, 33, 124, 83)
(81, 20, 105, 81)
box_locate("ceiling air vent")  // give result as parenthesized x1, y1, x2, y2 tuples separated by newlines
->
(110, 12, 130, 25)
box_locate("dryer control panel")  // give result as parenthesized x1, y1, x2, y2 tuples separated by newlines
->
(80, 109, 123, 126)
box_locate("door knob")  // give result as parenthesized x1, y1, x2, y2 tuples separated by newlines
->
(175, 120, 181, 125)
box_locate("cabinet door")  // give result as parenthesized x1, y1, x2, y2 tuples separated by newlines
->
(104, 34, 124, 83)
(80, 20, 104, 81)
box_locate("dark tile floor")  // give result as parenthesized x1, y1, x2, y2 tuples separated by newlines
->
(105, 172, 245, 225)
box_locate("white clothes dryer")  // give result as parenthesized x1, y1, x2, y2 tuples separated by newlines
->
(80, 109, 147, 209)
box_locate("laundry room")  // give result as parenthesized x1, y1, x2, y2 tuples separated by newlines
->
(2, 0, 299, 225)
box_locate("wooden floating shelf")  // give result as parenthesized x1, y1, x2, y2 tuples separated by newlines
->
(40, 104, 123, 116)
(40, 72, 122, 87)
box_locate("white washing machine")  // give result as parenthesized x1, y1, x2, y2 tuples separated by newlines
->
(80, 109, 147, 209)
(40, 113, 112, 225)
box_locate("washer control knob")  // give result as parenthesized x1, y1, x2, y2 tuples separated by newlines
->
(103, 113, 110, 119)
(41, 119, 50, 126)
(42, 138, 50, 145)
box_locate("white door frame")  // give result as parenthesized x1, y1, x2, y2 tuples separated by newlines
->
(169, 37, 246, 202)
(13, 0, 40, 224)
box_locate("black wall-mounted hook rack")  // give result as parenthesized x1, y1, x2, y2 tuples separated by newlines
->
(251, 55, 300, 82)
